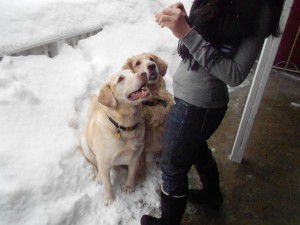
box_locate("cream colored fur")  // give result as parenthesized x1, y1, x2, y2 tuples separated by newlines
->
(81, 70, 150, 205)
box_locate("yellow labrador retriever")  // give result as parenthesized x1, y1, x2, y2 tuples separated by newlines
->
(81, 70, 150, 205)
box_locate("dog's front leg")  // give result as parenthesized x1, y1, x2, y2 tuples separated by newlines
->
(124, 155, 140, 194)
(135, 148, 146, 183)
(98, 164, 114, 205)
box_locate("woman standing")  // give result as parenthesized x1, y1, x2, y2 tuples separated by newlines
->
(141, 0, 284, 225)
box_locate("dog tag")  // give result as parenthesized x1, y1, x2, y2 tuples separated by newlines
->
(115, 131, 121, 140)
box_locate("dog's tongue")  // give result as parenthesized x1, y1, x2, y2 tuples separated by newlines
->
(128, 88, 148, 101)
(149, 72, 158, 80)
(128, 91, 142, 101)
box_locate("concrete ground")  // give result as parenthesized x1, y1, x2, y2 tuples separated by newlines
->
(183, 69, 300, 225)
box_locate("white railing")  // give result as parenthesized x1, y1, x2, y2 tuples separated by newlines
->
(0, 27, 102, 58)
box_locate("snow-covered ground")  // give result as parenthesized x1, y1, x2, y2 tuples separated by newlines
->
(0, 0, 195, 225)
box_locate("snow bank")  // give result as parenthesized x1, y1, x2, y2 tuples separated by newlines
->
(0, 0, 177, 53)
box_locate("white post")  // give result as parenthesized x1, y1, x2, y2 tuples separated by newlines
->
(229, 0, 294, 163)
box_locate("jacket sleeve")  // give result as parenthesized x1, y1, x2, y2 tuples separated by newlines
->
(180, 6, 271, 87)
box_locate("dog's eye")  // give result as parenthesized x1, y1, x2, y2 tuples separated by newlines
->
(117, 76, 125, 83)
(135, 61, 141, 67)
(149, 57, 154, 62)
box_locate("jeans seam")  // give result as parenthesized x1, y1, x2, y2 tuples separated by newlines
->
(199, 109, 208, 138)
(177, 104, 189, 136)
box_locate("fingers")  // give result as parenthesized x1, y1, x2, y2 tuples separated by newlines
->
(157, 7, 181, 17)
(155, 2, 191, 39)
(170, 2, 184, 11)
(156, 8, 181, 26)
(169, 2, 187, 16)
(169, 2, 183, 8)
(156, 15, 173, 28)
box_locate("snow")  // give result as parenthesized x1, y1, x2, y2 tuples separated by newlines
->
(0, 0, 172, 53)
(0, 0, 194, 225)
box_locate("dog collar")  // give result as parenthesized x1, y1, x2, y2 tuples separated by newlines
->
(107, 114, 139, 140)
(142, 98, 167, 108)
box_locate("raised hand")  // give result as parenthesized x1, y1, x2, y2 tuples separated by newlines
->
(155, 2, 192, 40)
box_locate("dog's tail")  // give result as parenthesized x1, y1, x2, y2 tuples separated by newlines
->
(80, 135, 97, 166)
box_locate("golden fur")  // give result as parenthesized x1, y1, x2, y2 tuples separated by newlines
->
(122, 53, 174, 179)
(81, 70, 150, 205)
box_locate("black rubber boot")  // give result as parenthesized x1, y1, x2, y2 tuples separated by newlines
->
(189, 159, 223, 209)
(141, 190, 187, 225)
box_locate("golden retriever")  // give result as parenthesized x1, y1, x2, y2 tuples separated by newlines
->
(122, 53, 174, 179)
(81, 70, 150, 205)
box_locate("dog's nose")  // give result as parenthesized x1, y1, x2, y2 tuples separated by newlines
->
(148, 63, 156, 71)
(139, 72, 148, 82)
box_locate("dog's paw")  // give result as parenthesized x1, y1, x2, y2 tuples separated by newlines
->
(104, 196, 114, 206)
(123, 185, 134, 194)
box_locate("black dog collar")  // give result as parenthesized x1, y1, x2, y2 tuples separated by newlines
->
(107, 114, 139, 140)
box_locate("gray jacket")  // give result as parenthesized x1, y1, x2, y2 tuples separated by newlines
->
(173, 3, 272, 108)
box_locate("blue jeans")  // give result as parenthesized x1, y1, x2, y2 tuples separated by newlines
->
(161, 97, 227, 196)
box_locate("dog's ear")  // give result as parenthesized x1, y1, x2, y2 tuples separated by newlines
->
(98, 84, 117, 108)
(122, 58, 133, 71)
(154, 55, 168, 76)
